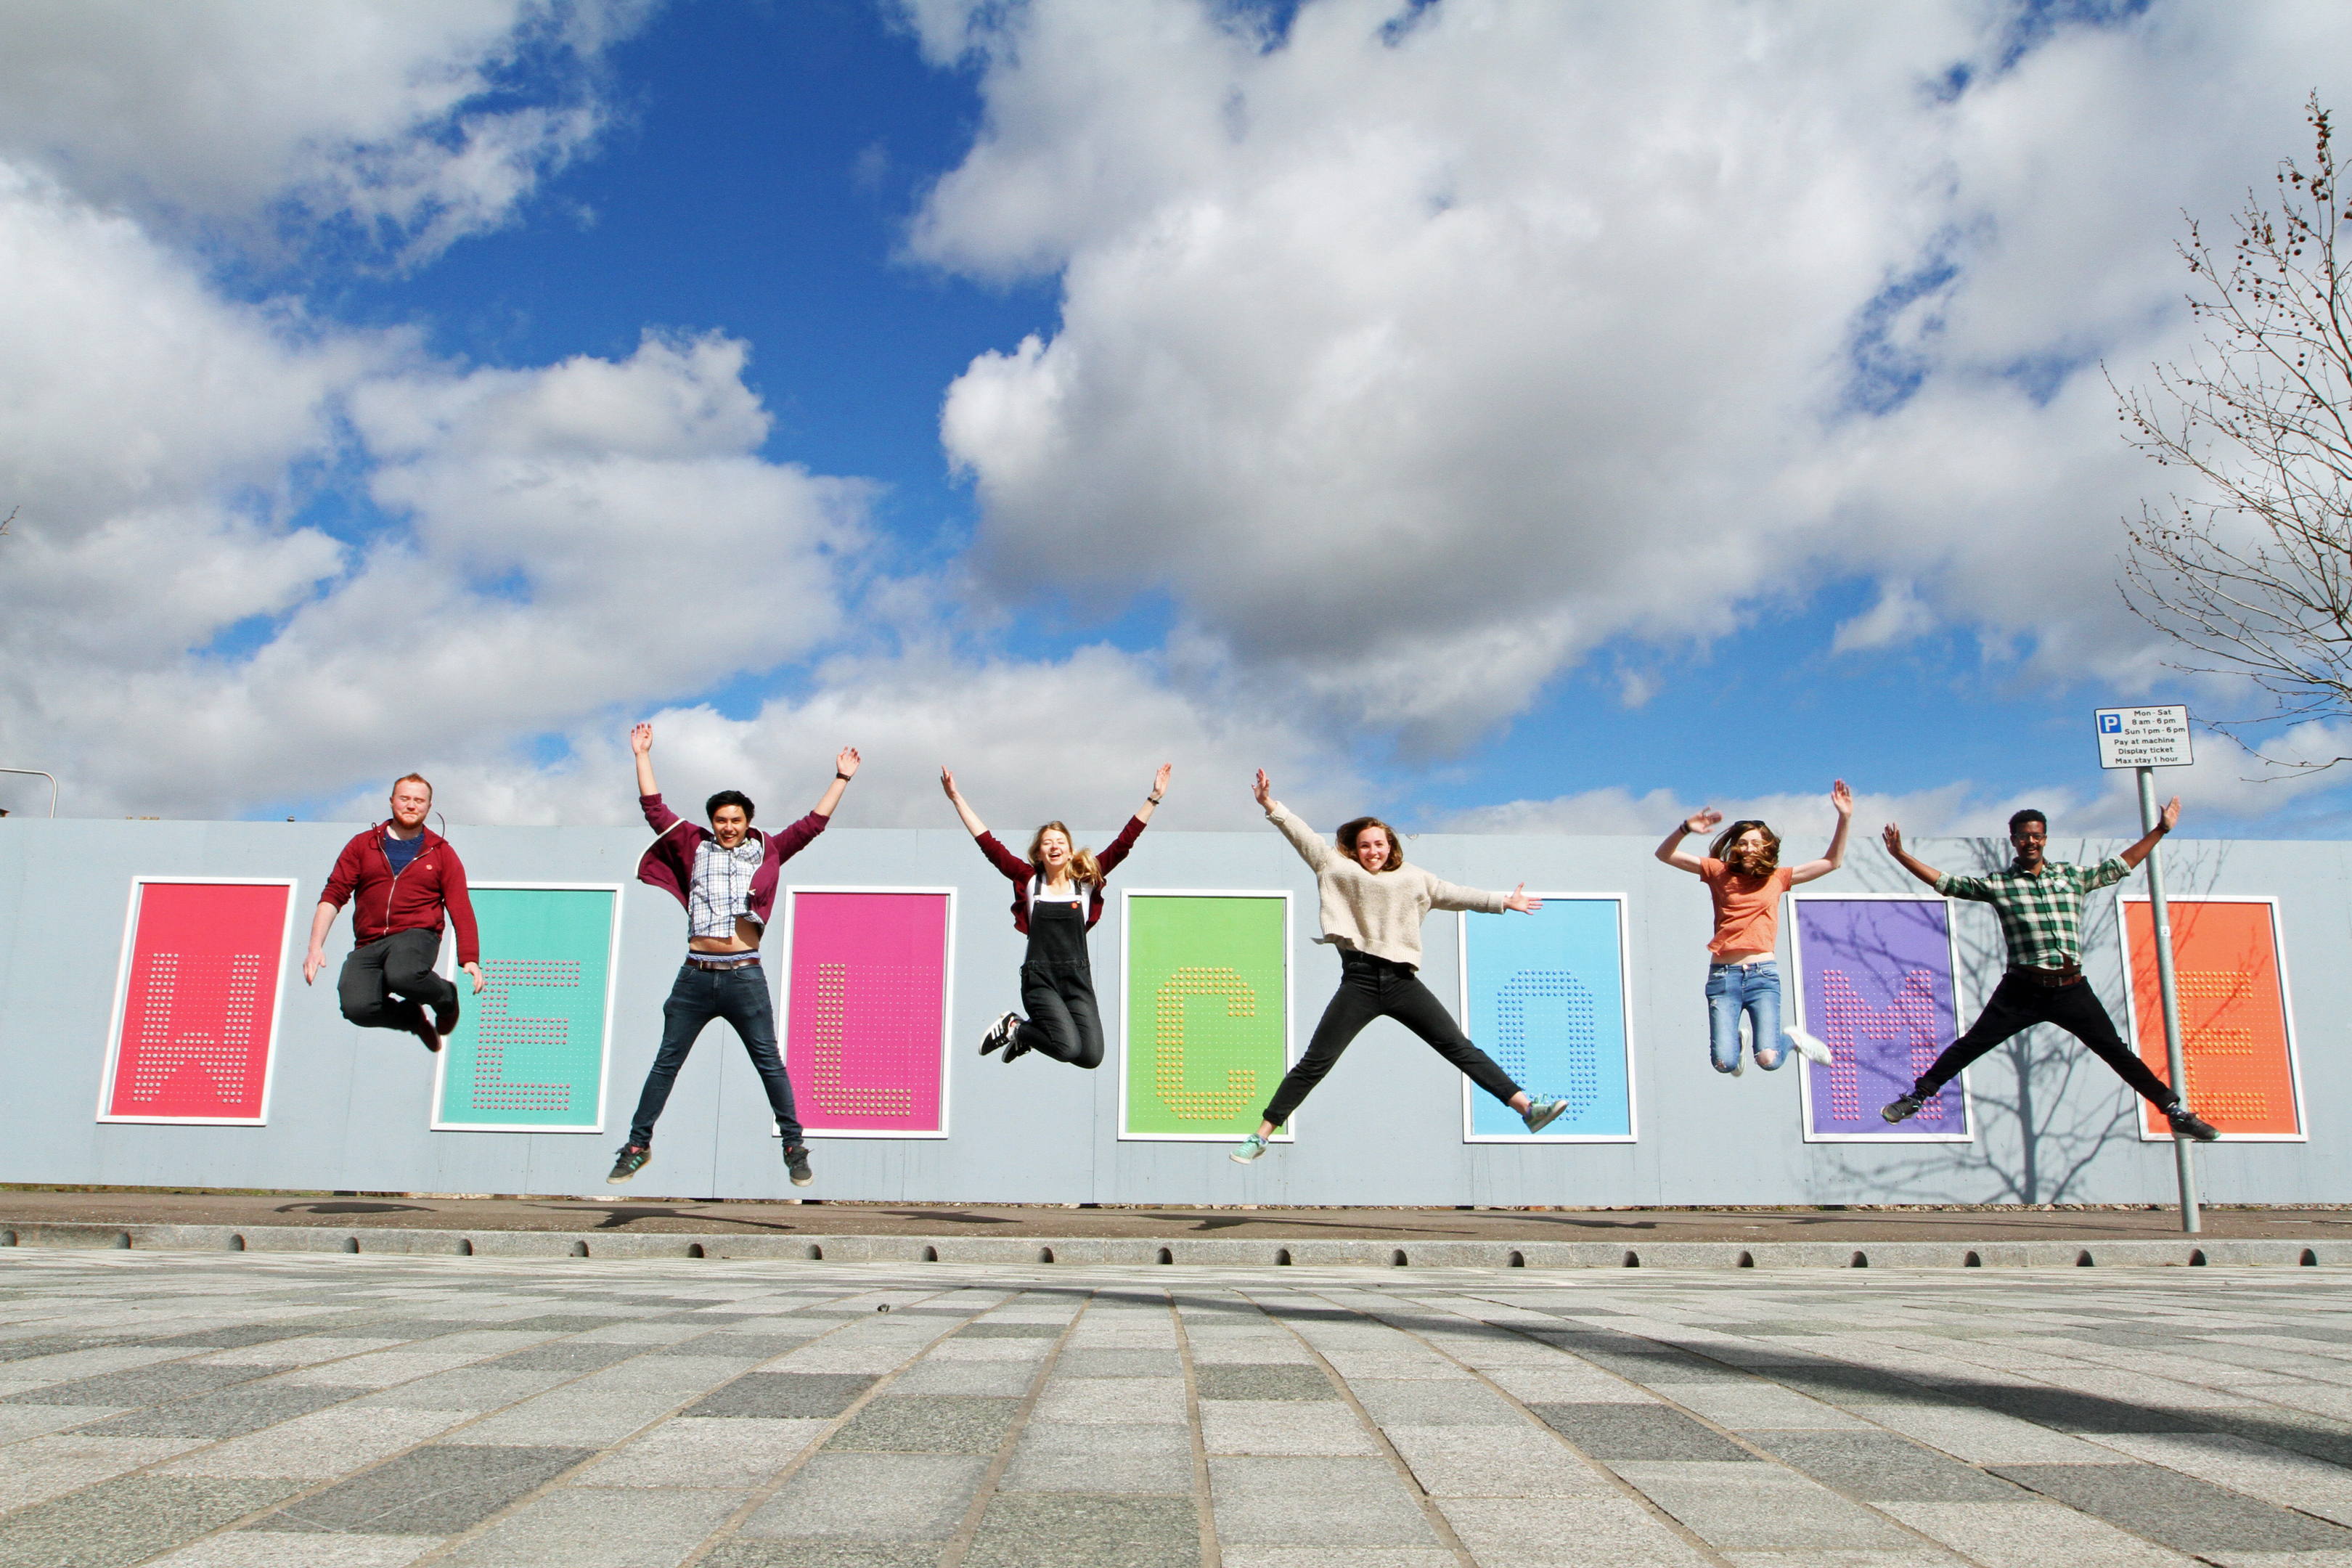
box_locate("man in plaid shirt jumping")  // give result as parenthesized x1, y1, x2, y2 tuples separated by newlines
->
(1879, 803, 2218, 1141)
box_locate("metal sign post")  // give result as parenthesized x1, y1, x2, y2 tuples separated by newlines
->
(2094, 706, 2198, 1233)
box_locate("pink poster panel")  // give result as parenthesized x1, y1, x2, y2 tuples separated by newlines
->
(99, 878, 298, 1125)
(781, 889, 954, 1138)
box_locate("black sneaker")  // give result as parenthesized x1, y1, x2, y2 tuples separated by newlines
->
(979, 1011, 1020, 1056)
(784, 1145, 814, 1188)
(407, 1003, 443, 1054)
(606, 1145, 649, 1184)
(2165, 1103, 2221, 1142)
(1881, 1093, 1924, 1124)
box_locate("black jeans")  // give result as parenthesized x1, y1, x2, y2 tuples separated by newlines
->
(338, 928, 454, 1029)
(1018, 963, 1104, 1069)
(1263, 950, 1522, 1127)
(627, 962, 802, 1147)
(1914, 970, 2179, 1108)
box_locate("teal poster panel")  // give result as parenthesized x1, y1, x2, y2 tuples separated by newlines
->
(1461, 897, 1634, 1140)
(432, 885, 619, 1132)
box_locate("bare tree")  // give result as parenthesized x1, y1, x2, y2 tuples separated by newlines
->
(2116, 95, 2352, 763)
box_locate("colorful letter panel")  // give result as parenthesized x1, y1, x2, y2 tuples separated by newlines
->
(100, 879, 296, 1124)
(2121, 897, 2304, 1140)
(1792, 897, 1972, 1142)
(1122, 892, 1289, 1140)
(433, 886, 619, 1132)
(1460, 897, 1634, 1140)
(782, 890, 952, 1137)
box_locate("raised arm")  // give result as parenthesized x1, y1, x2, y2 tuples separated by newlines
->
(1787, 780, 1854, 887)
(1255, 771, 1336, 873)
(1655, 807, 1721, 874)
(812, 747, 859, 818)
(632, 722, 658, 798)
(1880, 822, 1943, 890)
(1134, 763, 1172, 825)
(940, 767, 988, 837)
(2118, 795, 2181, 870)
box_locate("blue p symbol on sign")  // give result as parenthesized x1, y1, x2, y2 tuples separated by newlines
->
(2099, 714, 2122, 733)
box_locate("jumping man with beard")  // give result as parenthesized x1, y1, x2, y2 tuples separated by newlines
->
(1879, 804, 2218, 1140)
(1655, 783, 1851, 1075)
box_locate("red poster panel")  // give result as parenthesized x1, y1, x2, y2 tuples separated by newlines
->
(780, 888, 955, 1138)
(2120, 897, 2305, 1141)
(99, 879, 296, 1124)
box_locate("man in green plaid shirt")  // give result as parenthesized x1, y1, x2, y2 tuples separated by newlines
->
(1879, 803, 2218, 1142)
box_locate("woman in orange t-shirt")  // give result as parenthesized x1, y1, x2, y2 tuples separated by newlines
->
(1656, 782, 1853, 1075)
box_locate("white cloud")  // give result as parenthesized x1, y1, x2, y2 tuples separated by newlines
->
(914, 0, 2352, 745)
(0, 0, 650, 261)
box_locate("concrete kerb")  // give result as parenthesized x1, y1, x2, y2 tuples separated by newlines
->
(0, 1222, 2343, 1270)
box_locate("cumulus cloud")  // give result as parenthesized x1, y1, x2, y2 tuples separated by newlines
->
(913, 0, 2352, 746)
(0, 0, 649, 262)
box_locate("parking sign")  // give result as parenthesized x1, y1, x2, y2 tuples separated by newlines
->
(2094, 705, 2192, 769)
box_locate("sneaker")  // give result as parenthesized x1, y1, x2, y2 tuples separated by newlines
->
(1787, 1027, 1832, 1066)
(1000, 1034, 1032, 1063)
(2165, 1103, 2221, 1142)
(607, 1145, 649, 1184)
(1521, 1098, 1568, 1134)
(431, 993, 461, 1038)
(1230, 1133, 1269, 1164)
(1730, 1051, 1745, 1078)
(407, 1003, 442, 1054)
(979, 1011, 1020, 1056)
(1881, 1093, 1924, 1124)
(784, 1144, 814, 1186)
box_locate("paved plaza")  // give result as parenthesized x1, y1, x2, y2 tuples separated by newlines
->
(4, 1253, 2352, 1566)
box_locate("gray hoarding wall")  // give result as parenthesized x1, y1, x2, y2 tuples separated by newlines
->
(1, 817, 2340, 1204)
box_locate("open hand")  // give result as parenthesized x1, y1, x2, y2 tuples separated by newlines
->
(1831, 779, 1853, 815)
(303, 950, 323, 986)
(1882, 822, 1904, 857)
(2160, 795, 2181, 832)
(462, 962, 486, 996)
(1504, 883, 1544, 914)
(630, 722, 653, 756)
(1684, 807, 1722, 836)
(1152, 762, 1172, 798)
(835, 747, 861, 779)
(939, 767, 960, 801)
(1251, 769, 1273, 809)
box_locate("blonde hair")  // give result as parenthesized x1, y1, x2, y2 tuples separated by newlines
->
(1028, 821, 1102, 886)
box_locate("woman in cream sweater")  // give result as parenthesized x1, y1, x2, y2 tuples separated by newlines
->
(1233, 770, 1568, 1163)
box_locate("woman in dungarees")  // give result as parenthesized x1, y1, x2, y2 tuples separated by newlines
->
(941, 764, 1170, 1067)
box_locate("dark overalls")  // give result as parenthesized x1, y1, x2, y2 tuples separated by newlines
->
(1014, 897, 1104, 1068)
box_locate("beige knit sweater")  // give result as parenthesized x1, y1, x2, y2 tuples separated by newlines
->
(1265, 801, 1508, 967)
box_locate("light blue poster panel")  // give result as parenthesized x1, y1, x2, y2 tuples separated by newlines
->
(1460, 897, 1634, 1141)
(431, 884, 621, 1132)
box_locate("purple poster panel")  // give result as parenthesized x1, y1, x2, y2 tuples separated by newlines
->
(1792, 897, 1972, 1142)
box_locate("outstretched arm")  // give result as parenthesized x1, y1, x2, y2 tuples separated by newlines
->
(940, 767, 987, 837)
(632, 722, 658, 798)
(1655, 807, 1720, 873)
(1134, 763, 1172, 825)
(813, 748, 859, 818)
(2119, 795, 2181, 870)
(1787, 780, 1855, 886)
(1881, 822, 1943, 889)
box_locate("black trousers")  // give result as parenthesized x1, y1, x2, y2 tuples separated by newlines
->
(338, 928, 454, 1029)
(1017, 961, 1104, 1069)
(1263, 950, 1522, 1127)
(1914, 971, 2179, 1108)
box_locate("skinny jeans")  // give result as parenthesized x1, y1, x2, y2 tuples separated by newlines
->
(628, 960, 803, 1148)
(1913, 969, 2179, 1107)
(1013, 900, 1103, 1069)
(1262, 949, 1522, 1128)
(338, 928, 454, 1030)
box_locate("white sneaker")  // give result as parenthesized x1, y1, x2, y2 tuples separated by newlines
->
(979, 1011, 1020, 1056)
(1787, 1028, 1832, 1066)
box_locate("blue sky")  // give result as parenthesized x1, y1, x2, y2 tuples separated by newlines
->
(4, 1, 2350, 840)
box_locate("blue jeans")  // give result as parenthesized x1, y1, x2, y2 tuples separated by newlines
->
(627, 962, 802, 1148)
(1706, 960, 1787, 1073)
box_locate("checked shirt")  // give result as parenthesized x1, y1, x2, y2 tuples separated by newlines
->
(1935, 857, 2129, 970)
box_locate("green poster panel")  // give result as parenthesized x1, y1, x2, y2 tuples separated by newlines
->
(431, 884, 621, 1132)
(1120, 891, 1290, 1140)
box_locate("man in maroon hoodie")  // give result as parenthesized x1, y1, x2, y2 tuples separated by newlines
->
(303, 773, 483, 1053)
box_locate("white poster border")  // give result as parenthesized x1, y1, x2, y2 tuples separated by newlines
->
(1117, 888, 1295, 1143)
(430, 881, 624, 1135)
(2117, 894, 2308, 1144)
(775, 886, 958, 1140)
(1789, 891, 1975, 1144)
(1455, 894, 1638, 1144)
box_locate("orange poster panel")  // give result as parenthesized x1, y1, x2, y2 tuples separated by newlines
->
(2123, 899, 2303, 1139)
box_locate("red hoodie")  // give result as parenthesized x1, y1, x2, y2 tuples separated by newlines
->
(321, 824, 481, 965)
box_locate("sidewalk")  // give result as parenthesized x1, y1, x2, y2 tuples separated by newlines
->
(5, 1188, 2347, 1270)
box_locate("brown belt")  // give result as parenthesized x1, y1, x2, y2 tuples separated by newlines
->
(686, 952, 761, 971)
(2009, 964, 2082, 988)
